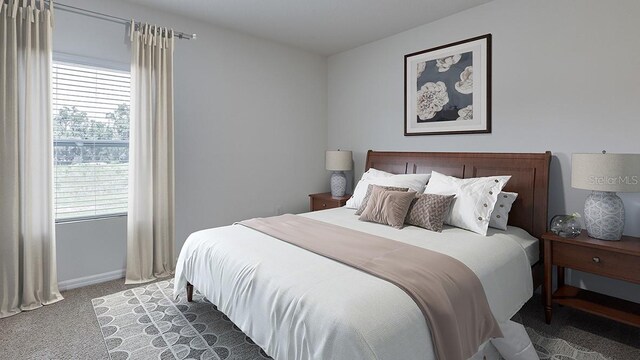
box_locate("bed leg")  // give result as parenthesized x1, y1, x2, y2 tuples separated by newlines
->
(186, 282, 194, 302)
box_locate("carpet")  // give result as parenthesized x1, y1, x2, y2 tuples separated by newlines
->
(93, 280, 612, 360)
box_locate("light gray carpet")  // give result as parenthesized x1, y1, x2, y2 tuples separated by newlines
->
(1, 277, 638, 359)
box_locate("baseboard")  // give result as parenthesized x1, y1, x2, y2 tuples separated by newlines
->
(58, 269, 125, 291)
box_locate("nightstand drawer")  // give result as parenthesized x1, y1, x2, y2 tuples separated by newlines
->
(309, 192, 350, 212)
(553, 242, 640, 283)
(311, 198, 339, 211)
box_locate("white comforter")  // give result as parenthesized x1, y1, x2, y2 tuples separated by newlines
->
(174, 207, 536, 360)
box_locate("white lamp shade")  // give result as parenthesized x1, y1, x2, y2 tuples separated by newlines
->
(572, 153, 640, 192)
(326, 150, 352, 171)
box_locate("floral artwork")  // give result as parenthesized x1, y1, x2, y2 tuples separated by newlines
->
(415, 51, 472, 122)
(405, 34, 491, 135)
(416, 81, 450, 120)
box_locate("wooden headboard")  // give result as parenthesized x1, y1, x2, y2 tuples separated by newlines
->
(365, 150, 552, 240)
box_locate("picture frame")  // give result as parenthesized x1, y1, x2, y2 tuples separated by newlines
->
(404, 34, 491, 136)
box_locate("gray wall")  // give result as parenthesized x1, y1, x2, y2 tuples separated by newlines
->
(54, 0, 328, 286)
(327, 0, 640, 301)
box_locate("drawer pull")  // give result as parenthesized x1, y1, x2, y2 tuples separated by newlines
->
(592, 257, 601, 263)
(322, 203, 327, 207)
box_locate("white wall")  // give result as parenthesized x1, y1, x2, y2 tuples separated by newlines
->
(54, 0, 328, 285)
(328, 0, 640, 301)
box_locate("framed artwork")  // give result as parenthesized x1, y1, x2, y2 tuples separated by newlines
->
(404, 34, 491, 136)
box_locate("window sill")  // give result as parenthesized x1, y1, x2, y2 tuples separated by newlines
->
(55, 213, 127, 224)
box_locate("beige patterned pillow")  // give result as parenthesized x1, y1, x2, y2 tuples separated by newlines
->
(405, 193, 455, 232)
(358, 187, 416, 229)
(354, 184, 409, 215)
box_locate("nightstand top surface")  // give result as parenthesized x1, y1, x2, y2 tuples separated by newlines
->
(542, 230, 640, 256)
(308, 192, 351, 201)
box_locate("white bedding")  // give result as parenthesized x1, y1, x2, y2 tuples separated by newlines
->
(174, 207, 537, 360)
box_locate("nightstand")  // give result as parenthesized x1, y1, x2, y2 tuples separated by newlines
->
(308, 192, 350, 212)
(542, 231, 640, 327)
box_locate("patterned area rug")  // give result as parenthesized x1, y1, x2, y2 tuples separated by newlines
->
(527, 328, 609, 360)
(92, 280, 611, 360)
(92, 280, 271, 360)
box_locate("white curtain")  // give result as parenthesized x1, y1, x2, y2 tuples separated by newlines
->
(126, 23, 175, 284)
(0, 0, 63, 318)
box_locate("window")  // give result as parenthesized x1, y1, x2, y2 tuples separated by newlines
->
(52, 59, 131, 221)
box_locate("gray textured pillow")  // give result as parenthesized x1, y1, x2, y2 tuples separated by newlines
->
(358, 187, 416, 229)
(405, 193, 455, 232)
(354, 184, 409, 215)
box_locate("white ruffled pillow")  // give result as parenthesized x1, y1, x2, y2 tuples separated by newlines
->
(489, 192, 518, 230)
(346, 171, 431, 209)
(424, 171, 511, 236)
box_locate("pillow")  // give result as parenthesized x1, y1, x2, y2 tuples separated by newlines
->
(358, 187, 416, 229)
(489, 192, 518, 230)
(354, 184, 409, 215)
(405, 193, 455, 232)
(424, 171, 511, 236)
(345, 168, 396, 208)
(361, 168, 394, 181)
(346, 173, 431, 209)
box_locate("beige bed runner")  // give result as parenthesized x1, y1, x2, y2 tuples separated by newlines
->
(239, 214, 502, 360)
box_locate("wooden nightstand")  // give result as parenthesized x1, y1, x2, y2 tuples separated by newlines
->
(308, 192, 350, 212)
(542, 231, 640, 327)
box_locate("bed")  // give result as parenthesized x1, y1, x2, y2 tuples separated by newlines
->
(174, 150, 551, 360)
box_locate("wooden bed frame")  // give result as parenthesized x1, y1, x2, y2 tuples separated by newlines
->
(365, 150, 552, 290)
(186, 150, 551, 301)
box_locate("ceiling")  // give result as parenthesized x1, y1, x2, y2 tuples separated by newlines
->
(124, 0, 493, 55)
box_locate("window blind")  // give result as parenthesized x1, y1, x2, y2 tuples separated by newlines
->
(52, 61, 131, 221)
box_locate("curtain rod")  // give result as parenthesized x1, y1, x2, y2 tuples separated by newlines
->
(45, 1, 197, 40)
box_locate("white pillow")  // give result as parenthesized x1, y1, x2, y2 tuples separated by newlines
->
(424, 171, 511, 236)
(346, 173, 431, 209)
(489, 192, 518, 230)
(361, 168, 394, 181)
(345, 168, 393, 208)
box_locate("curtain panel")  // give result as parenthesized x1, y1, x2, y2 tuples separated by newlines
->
(0, 0, 63, 318)
(125, 23, 176, 283)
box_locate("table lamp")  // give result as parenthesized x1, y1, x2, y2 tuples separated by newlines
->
(571, 151, 640, 240)
(326, 150, 352, 197)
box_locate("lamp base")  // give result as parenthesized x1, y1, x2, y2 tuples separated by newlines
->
(584, 191, 625, 241)
(330, 171, 347, 197)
